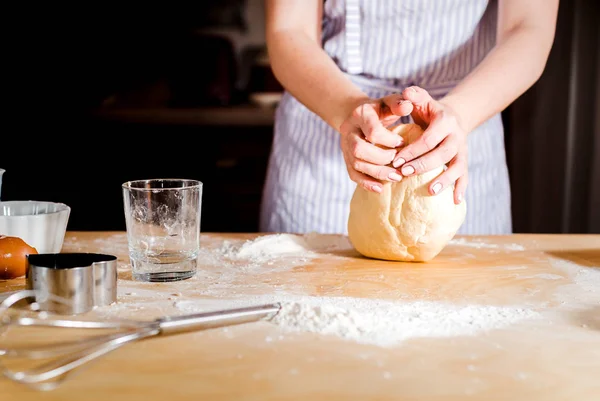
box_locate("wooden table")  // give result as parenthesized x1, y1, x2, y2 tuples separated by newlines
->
(1, 232, 599, 401)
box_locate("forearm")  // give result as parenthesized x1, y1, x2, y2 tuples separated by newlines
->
(267, 30, 369, 131)
(442, 26, 555, 133)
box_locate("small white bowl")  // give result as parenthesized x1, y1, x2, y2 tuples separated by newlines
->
(249, 92, 283, 109)
(0, 201, 71, 254)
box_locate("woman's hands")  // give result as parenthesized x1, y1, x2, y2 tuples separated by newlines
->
(392, 86, 469, 205)
(339, 87, 468, 204)
(339, 95, 413, 193)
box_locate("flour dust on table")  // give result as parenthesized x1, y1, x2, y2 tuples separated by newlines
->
(63, 233, 130, 256)
(92, 233, 360, 316)
(218, 233, 354, 262)
(449, 237, 526, 251)
(197, 233, 356, 274)
(175, 295, 541, 348)
(85, 232, 599, 351)
(548, 257, 600, 306)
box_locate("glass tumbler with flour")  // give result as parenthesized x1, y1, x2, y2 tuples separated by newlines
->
(122, 179, 202, 282)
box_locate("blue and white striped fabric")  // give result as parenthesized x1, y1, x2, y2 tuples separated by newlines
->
(260, 0, 512, 235)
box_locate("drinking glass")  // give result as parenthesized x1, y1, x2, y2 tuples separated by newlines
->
(122, 178, 202, 282)
(0, 168, 5, 200)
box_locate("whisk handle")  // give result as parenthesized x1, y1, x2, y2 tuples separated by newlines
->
(156, 303, 281, 335)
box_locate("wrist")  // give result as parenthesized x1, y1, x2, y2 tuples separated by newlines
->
(439, 94, 474, 133)
(331, 93, 372, 133)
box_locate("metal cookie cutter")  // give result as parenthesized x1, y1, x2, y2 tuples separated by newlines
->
(25, 253, 118, 315)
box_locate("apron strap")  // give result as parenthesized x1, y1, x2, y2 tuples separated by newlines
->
(345, 0, 363, 74)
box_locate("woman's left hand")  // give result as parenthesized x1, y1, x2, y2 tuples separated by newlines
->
(392, 86, 468, 204)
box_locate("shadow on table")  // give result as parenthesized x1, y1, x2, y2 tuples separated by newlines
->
(569, 305, 600, 332)
(118, 270, 133, 281)
(323, 249, 363, 258)
(546, 249, 600, 268)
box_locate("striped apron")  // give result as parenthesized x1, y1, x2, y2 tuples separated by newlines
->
(260, 0, 513, 235)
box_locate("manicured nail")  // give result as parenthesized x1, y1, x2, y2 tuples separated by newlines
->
(398, 99, 410, 105)
(402, 165, 415, 175)
(395, 138, 403, 147)
(393, 157, 405, 168)
(372, 184, 382, 193)
(432, 182, 442, 194)
(389, 172, 402, 181)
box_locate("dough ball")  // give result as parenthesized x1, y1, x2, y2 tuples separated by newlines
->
(347, 123, 466, 262)
(0, 235, 38, 279)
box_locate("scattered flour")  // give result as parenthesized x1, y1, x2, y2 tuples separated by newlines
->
(518, 273, 564, 280)
(219, 233, 353, 263)
(547, 257, 600, 305)
(174, 295, 541, 348)
(62, 234, 130, 256)
(67, 233, 597, 349)
(210, 233, 355, 272)
(504, 266, 528, 271)
(302, 233, 355, 252)
(220, 234, 313, 262)
(449, 238, 525, 251)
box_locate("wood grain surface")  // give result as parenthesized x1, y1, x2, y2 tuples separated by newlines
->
(0, 231, 599, 401)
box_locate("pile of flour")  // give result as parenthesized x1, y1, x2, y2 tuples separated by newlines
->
(217, 233, 354, 264)
(175, 295, 540, 347)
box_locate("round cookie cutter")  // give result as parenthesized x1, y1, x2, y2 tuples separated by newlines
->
(25, 253, 118, 315)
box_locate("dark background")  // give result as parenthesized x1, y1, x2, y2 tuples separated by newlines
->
(1, 0, 598, 234)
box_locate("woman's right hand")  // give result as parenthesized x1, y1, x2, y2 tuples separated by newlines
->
(339, 95, 414, 193)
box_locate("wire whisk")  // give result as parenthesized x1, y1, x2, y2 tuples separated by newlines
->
(0, 290, 281, 391)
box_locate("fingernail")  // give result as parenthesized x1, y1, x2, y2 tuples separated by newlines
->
(398, 100, 410, 105)
(372, 184, 382, 193)
(402, 165, 415, 175)
(393, 157, 405, 168)
(432, 182, 442, 194)
(394, 138, 403, 147)
(389, 172, 402, 181)
(458, 193, 463, 203)
(408, 87, 417, 93)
